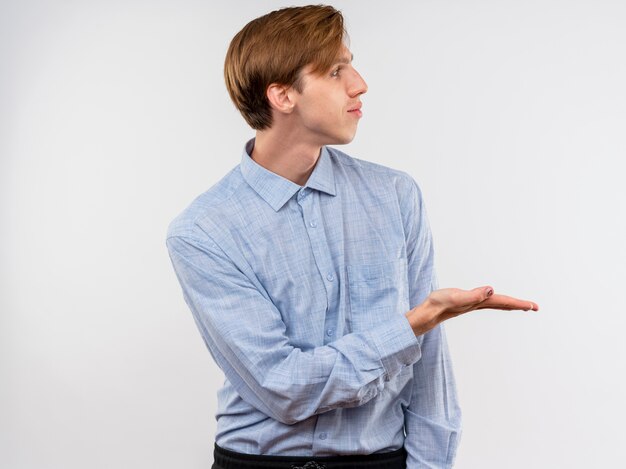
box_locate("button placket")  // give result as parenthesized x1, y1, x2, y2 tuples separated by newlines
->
(299, 192, 339, 347)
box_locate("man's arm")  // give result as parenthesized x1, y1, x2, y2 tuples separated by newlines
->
(399, 176, 462, 468)
(399, 175, 538, 467)
(166, 233, 422, 426)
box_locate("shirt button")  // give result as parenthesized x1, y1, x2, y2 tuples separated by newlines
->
(319, 432, 327, 440)
(326, 273, 334, 282)
(309, 220, 317, 228)
(326, 329, 333, 337)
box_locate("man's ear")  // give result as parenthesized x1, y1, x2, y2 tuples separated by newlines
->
(266, 83, 296, 115)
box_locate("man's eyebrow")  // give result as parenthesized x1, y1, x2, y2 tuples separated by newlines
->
(335, 53, 354, 65)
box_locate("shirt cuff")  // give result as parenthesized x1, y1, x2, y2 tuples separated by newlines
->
(367, 315, 421, 381)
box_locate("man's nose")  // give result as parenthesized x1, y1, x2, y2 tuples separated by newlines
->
(349, 69, 368, 97)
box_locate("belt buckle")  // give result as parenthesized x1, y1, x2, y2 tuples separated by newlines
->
(290, 462, 326, 469)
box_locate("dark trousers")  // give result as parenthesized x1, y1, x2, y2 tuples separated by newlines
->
(212, 443, 407, 469)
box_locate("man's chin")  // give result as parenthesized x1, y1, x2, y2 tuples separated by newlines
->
(328, 133, 356, 146)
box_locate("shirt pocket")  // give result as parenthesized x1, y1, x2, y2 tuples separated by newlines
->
(346, 258, 410, 332)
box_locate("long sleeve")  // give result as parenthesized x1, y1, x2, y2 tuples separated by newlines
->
(166, 233, 422, 426)
(401, 177, 462, 468)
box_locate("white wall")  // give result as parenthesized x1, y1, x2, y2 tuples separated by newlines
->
(2, 1, 625, 467)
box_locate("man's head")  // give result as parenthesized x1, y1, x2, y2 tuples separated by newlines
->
(224, 4, 367, 142)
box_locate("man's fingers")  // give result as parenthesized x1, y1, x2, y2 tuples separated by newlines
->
(462, 286, 494, 305)
(429, 287, 488, 313)
(481, 286, 494, 299)
(476, 294, 538, 311)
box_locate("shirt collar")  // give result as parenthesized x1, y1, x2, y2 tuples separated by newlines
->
(240, 138, 337, 212)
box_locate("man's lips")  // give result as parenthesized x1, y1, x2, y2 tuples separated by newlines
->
(348, 103, 363, 117)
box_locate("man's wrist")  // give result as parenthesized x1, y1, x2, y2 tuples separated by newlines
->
(405, 299, 440, 336)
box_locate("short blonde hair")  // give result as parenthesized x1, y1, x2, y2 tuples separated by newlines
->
(224, 5, 346, 130)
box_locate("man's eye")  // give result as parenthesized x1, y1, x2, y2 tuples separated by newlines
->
(331, 68, 341, 77)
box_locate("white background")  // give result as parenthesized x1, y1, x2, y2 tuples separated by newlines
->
(2, 1, 625, 468)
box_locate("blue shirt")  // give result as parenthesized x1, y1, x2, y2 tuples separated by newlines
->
(166, 139, 462, 468)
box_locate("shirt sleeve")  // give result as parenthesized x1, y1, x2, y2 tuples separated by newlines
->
(400, 176, 463, 468)
(166, 232, 422, 426)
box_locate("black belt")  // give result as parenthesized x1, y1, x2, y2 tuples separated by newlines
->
(213, 443, 407, 469)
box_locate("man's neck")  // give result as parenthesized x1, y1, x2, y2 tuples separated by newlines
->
(251, 129, 322, 187)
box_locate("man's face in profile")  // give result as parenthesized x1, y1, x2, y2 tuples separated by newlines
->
(290, 44, 368, 146)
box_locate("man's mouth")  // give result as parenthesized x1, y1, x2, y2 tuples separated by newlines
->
(348, 103, 363, 117)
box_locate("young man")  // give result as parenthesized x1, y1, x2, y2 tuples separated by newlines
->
(166, 5, 538, 469)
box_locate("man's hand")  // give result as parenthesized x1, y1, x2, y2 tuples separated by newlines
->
(406, 286, 539, 336)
